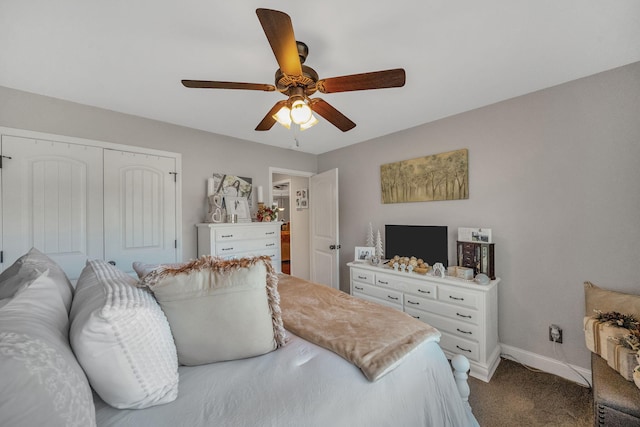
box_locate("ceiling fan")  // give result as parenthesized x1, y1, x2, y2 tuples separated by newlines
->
(181, 8, 406, 132)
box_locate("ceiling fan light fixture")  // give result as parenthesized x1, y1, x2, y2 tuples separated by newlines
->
(300, 114, 318, 131)
(272, 106, 292, 129)
(290, 99, 312, 124)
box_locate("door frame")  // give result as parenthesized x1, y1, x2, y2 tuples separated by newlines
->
(0, 126, 183, 266)
(269, 167, 314, 279)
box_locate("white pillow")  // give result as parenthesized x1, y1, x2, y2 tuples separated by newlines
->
(69, 260, 179, 409)
(0, 248, 74, 312)
(132, 261, 186, 279)
(0, 273, 96, 427)
(140, 255, 287, 366)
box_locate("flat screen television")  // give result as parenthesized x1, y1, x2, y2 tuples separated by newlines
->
(384, 225, 448, 267)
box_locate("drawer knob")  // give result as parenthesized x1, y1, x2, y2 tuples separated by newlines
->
(221, 234, 233, 238)
(378, 280, 388, 285)
(266, 243, 275, 247)
(355, 286, 363, 291)
(407, 300, 419, 305)
(221, 247, 233, 251)
(357, 275, 366, 280)
(387, 295, 399, 301)
(266, 231, 275, 235)
(456, 312, 472, 319)
(456, 345, 472, 353)
(418, 289, 431, 294)
(449, 295, 464, 301)
(456, 328, 472, 335)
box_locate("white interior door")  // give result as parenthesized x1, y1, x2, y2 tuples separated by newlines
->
(1, 135, 104, 280)
(309, 168, 339, 289)
(103, 149, 177, 274)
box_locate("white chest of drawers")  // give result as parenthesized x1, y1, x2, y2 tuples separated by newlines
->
(348, 262, 500, 382)
(197, 223, 281, 273)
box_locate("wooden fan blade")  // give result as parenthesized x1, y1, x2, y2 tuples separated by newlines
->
(317, 69, 406, 93)
(310, 98, 356, 132)
(256, 100, 288, 131)
(256, 8, 302, 77)
(182, 80, 275, 91)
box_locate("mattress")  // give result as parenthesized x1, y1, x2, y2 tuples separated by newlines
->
(94, 332, 479, 427)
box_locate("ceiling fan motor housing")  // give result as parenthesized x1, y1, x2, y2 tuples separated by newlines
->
(275, 64, 319, 95)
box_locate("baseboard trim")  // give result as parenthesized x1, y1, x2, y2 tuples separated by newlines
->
(500, 344, 592, 387)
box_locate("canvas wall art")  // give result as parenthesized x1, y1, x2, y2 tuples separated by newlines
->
(380, 149, 468, 203)
(211, 173, 253, 208)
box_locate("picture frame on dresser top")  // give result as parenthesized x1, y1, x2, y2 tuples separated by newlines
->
(196, 223, 281, 273)
(354, 246, 374, 262)
(223, 196, 251, 223)
(347, 262, 501, 382)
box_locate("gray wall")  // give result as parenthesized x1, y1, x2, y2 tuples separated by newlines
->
(2, 61, 638, 371)
(0, 86, 318, 261)
(318, 61, 640, 369)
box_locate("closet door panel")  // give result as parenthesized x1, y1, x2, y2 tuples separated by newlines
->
(103, 149, 177, 273)
(1, 135, 104, 280)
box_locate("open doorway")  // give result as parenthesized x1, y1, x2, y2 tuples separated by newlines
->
(269, 167, 313, 280)
(272, 179, 291, 274)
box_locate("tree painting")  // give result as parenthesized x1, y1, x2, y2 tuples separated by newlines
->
(380, 149, 468, 203)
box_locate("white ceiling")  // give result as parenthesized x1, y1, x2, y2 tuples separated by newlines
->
(1, 1, 639, 154)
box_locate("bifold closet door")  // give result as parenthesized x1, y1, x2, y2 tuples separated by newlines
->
(0, 135, 104, 280)
(103, 149, 177, 274)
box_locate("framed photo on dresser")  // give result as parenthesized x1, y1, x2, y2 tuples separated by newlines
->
(224, 196, 251, 223)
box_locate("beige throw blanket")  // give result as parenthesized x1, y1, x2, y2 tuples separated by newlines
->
(277, 274, 441, 381)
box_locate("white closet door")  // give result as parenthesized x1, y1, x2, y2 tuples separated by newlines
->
(1, 135, 104, 280)
(103, 149, 177, 274)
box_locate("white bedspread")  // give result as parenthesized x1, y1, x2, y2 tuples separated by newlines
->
(94, 333, 478, 427)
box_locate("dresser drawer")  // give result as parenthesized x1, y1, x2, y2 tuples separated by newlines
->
(351, 268, 375, 285)
(354, 282, 403, 306)
(438, 287, 479, 309)
(215, 226, 278, 241)
(353, 291, 402, 310)
(405, 309, 479, 341)
(414, 298, 479, 325)
(438, 331, 480, 361)
(403, 293, 433, 312)
(404, 281, 437, 300)
(216, 238, 279, 256)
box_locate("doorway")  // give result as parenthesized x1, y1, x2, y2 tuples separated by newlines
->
(269, 167, 313, 280)
(272, 179, 291, 274)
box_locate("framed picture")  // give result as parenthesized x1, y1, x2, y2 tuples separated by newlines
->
(458, 227, 492, 243)
(224, 196, 251, 223)
(211, 173, 254, 208)
(354, 246, 374, 261)
(295, 188, 308, 209)
(380, 148, 468, 203)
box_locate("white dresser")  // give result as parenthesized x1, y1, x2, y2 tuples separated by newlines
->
(347, 262, 500, 382)
(196, 223, 281, 273)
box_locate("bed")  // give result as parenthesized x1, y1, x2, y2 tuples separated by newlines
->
(0, 250, 478, 427)
(94, 334, 474, 426)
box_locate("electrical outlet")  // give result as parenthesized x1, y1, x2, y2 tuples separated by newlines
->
(549, 324, 563, 343)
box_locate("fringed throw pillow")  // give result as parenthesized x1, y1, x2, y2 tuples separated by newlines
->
(139, 255, 286, 365)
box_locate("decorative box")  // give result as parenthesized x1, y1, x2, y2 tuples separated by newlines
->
(606, 337, 639, 381)
(455, 266, 474, 280)
(583, 316, 629, 360)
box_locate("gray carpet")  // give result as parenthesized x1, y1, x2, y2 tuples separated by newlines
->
(468, 358, 593, 426)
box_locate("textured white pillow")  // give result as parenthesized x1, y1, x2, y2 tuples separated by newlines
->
(69, 260, 179, 409)
(0, 248, 74, 312)
(0, 273, 96, 427)
(140, 256, 286, 366)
